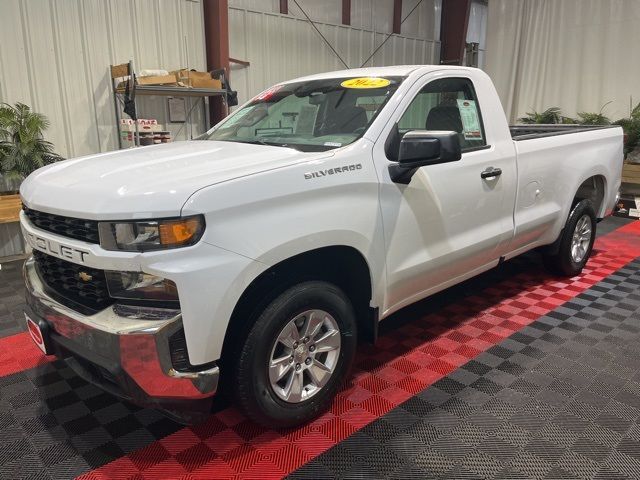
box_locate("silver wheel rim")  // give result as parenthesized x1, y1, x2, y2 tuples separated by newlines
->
(268, 309, 341, 403)
(571, 214, 592, 263)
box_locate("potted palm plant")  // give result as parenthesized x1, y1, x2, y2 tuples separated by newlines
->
(577, 102, 612, 126)
(518, 107, 563, 124)
(518, 107, 577, 125)
(0, 103, 61, 259)
(614, 102, 640, 161)
(0, 102, 62, 194)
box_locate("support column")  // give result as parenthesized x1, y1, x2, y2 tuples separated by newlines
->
(203, 0, 230, 126)
(439, 0, 471, 65)
(342, 0, 351, 25)
(392, 0, 402, 34)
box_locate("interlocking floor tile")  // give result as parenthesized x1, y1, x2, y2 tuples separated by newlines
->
(0, 217, 637, 479)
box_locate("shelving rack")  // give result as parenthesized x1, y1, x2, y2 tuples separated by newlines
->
(110, 61, 227, 148)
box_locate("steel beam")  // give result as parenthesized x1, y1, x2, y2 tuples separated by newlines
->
(203, 0, 230, 126)
(392, 0, 402, 34)
(342, 0, 351, 25)
(439, 0, 472, 65)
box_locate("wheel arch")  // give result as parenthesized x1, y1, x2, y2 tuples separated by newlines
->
(572, 174, 607, 219)
(544, 177, 604, 256)
(219, 245, 377, 376)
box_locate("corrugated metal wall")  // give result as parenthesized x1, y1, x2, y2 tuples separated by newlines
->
(0, 0, 207, 160)
(228, 0, 441, 39)
(229, 1, 442, 106)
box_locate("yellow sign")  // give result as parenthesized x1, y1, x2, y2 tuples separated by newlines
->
(341, 77, 391, 89)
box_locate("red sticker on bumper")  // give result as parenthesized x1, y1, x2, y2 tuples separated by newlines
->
(25, 314, 46, 354)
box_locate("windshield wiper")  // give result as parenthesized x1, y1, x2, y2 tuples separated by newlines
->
(233, 139, 300, 150)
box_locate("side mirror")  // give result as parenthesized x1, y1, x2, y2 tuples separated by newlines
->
(389, 130, 461, 184)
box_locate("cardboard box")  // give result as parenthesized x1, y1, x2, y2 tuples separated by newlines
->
(137, 74, 178, 86)
(116, 75, 177, 91)
(622, 163, 640, 185)
(193, 76, 222, 89)
(171, 69, 222, 89)
(0, 194, 22, 224)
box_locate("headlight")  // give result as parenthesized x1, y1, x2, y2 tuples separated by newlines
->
(98, 215, 205, 252)
(105, 271, 179, 303)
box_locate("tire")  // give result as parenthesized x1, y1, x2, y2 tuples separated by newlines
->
(232, 281, 357, 428)
(543, 199, 597, 277)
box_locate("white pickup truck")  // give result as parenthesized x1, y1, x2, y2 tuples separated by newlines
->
(20, 66, 622, 427)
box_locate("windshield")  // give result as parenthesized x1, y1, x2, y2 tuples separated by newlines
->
(204, 76, 404, 152)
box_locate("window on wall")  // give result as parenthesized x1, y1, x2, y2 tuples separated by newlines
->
(398, 77, 487, 151)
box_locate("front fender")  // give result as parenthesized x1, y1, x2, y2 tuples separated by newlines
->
(182, 141, 386, 306)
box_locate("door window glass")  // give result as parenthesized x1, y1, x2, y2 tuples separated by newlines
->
(398, 77, 487, 151)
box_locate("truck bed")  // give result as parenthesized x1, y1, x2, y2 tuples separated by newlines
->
(510, 124, 618, 141)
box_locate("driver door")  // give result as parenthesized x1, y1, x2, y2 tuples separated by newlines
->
(376, 74, 517, 313)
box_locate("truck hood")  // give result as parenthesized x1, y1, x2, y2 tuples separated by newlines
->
(21, 140, 326, 220)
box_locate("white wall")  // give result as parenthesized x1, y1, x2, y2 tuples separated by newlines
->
(485, 0, 640, 122)
(228, 1, 442, 106)
(0, 0, 207, 159)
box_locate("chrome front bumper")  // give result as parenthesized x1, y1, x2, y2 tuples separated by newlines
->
(23, 257, 219, 423)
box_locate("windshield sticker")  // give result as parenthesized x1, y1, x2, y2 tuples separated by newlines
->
(341, 77, 391, 89)
(457, 99, 483, 140)
(324, 142, 342, 147)
(253, 84, 284, 101)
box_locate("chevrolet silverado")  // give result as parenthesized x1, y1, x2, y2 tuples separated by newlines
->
(20, 66, 623, 427)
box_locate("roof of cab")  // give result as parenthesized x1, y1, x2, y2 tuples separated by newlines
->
(282, 65, 478, 84)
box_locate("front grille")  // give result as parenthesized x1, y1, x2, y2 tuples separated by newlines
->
(33, 250, 112, 312)
(23, 206, 100, 244)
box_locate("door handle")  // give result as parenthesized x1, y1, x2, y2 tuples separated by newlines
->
(481, 167, 502, 179)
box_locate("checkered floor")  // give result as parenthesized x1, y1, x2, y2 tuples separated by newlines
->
(0, 216, 638, 479)
(0, 260, 28, 338)
(291, 257, 640, 480)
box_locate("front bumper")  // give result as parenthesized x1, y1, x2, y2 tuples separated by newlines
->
(23, 257, 219, 423)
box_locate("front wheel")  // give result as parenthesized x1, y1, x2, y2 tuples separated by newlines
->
(543, 199, 596, 277)
(232, 281, 357, 428)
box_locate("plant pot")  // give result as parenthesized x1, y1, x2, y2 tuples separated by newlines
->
(0, 176, 21, 194)
(627, 147, 640, 165)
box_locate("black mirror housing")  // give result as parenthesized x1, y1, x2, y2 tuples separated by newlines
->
(390, 130, 461, 184)
(399, 130, 461, 164)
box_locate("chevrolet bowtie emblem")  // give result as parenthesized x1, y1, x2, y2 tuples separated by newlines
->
(78, 271, 93, 282)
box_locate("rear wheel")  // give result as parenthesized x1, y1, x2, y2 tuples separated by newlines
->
(232, 281, 357, 428)
(543, 199, 596, 277)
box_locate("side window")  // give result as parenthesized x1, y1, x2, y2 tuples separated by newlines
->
(397, 77, 487, 151)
